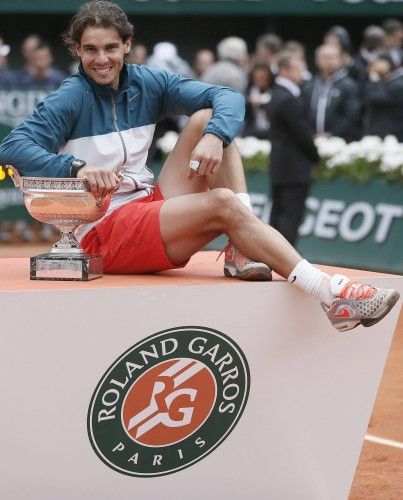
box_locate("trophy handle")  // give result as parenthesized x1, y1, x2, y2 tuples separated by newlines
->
(7, 165, 22, 190)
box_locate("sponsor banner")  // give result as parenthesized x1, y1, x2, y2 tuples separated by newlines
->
(0, 175, 26, 220)
(247, 174, 403, 273)
(0, 87, 53, 222)
(0, 88, 49, 132)
(0, 0, 402, 15)
(88, 326, 250, 477)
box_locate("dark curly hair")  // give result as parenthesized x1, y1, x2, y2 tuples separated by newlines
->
(62, 1, 134, 56)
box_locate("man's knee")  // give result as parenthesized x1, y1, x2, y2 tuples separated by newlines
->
(207, 188, 241, 226)
(186, 109, 212, 133)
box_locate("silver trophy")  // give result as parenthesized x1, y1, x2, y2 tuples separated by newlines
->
(9, 165, 111, 281)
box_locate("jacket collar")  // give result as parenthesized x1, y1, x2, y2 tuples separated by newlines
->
(275, 76, 301, 97)
(318, 67, 348, 85)
(389, 66, 403, 83)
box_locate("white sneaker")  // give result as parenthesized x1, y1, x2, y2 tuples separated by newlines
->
(223, 244, 272, 281)
(321, 278, 400, 332)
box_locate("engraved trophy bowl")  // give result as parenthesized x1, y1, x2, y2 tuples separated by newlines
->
(8, 165, 110, 281)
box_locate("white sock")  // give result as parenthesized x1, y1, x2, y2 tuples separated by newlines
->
(288, 259, 349, 306)
(236, 192, 253, 212)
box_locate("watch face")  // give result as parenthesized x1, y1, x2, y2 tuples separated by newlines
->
(71, 160, 86, 177)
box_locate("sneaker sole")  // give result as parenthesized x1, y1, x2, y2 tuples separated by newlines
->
(332, 320, 361, 333)
(224, 266, 272, 281)
(361, 290, 400, 328)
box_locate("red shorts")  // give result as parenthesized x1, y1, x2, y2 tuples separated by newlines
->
(81, 186, 182, 274)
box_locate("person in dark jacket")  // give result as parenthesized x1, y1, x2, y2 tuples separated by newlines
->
(304, 44, 361, 142)
(243, 63, 273, 139)
(349, 25, 386, 89)
(363, 53, 403, 140)
(267, 51, 319, 246)
(382, 18, 403, 69)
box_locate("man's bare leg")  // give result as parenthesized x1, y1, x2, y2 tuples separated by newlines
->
(158, 109, 271, 280)
(158, 109, 246, 197)
(160, 188, 300, 277)
(157, 111, 208, 199)
(157, 110, 399, 331)
(160, 189, 400, 333)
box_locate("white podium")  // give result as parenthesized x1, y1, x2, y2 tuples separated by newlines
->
(0, 253, 401, 500)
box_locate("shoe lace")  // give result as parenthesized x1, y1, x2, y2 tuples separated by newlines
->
(340, 281, 377, 300)
(216, 242, 231, 261)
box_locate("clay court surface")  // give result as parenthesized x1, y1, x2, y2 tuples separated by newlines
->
(1, 243, 402, 498)
(350, 304, 403, 500)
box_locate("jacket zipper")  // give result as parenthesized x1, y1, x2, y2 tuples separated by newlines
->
(111, 95, 139, 190)
(111, 95, 127, 165)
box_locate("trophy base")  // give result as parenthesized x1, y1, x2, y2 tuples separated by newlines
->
(30, 253, 103, 281)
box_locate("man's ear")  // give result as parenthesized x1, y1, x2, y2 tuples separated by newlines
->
(124, 37, 132, 54)
(75, 42, 81, 59)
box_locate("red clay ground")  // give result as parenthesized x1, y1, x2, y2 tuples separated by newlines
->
(349, 306, 403, 499)
(1, 243, 402, 498)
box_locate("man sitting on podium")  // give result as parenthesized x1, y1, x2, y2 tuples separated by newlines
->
(0, 0, 399, 332)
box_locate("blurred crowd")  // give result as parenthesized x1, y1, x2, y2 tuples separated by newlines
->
(0, 18, 403, 243)
(0, 34, 68, 89)
(130, 20, 403, 155)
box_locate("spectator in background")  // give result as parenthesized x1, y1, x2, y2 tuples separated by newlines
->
(201, 36, 249, 94)
(284, 40, 312, 82)
(20, 34, 42, 74)
(284, 40, 306, 56)
(128, 43, 148, 65)
(382, 18, 403, 68)
(15, 42, 67, 89)
(243, 63, 273, 138)
(349, 25, 386, 88)
(1, 37, 65, 243)
(145, 42, 194, 161)
(324, 25, 352, 67)
(193, 49, 215, 79)
(253, 33, 283, 75)
(0, 35, 14, 87)
(146, 42, 194, 77)
(304, 44, 361, 142)
(267, 51, 319, 246)
(362, 53, 403, 141)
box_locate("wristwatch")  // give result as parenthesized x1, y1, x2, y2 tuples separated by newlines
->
(70, 159, 86, 177)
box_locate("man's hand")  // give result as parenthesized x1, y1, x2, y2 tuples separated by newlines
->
(76, 165, 121, 200)
(188, 133, 224, 179)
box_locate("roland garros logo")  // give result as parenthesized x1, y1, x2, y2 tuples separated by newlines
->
(88, 326, 250, 477)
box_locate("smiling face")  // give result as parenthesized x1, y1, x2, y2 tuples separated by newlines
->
(75, 26, 131, 89)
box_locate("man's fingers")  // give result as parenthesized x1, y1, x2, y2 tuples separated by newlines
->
(211, 158, 222, 174)
(188, 158, 200, 179)
(85, 173, 98, 195)
(100, 170, 115, 193)
(205, 158, 218, 175)
(78, 168, 121, 198)
(188, 156, 221, 178)
(86, 171, 107, 200)
(196, 158, 209, 176)
(94, 173, 106, 200)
